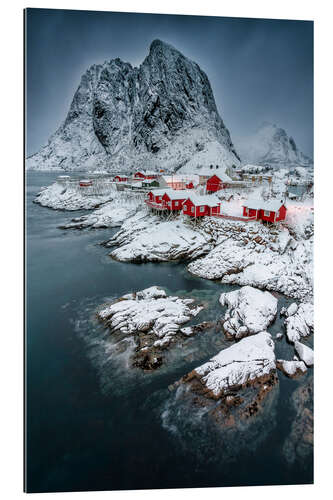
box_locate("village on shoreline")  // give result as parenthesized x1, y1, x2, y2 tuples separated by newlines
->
(31, 160, 314, 460)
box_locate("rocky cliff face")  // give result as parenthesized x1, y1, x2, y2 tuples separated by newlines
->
(26, 39, 240, 172)
(236, 122, 313, 169)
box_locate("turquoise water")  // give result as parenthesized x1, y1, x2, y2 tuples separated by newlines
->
(25, 171, 313, 492)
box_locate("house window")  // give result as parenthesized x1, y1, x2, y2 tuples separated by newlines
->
(191, 206, 194, 213)
(276, 210, 280, 218)
(175, 201, 178, 207)
(200, 206, 205, 213)
(184, 205, 187, 211)
(264, 210, 270, 217)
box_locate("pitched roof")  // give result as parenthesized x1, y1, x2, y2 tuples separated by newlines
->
(149, 188, 173, 197)
(185, 194, 221, 207)
(164, 189, 193, 200)
(243, 199, 285, 211)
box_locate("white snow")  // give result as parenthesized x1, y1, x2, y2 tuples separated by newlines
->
(285, 302, 314, 342)
(219, 286, 278, 339)
(194, 332, 276, 397)
(294, 342, 314, 367)
(34, 180, 114, 211)
(109, 212, 213, 262)
(97, 287, 203, 341)
(277, 359, 307, 377)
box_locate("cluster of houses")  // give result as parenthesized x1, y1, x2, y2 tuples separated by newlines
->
(145, 188, 287, 223)
(58, 167, 287, 224)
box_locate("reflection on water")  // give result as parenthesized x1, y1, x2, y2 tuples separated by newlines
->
(26, 172, 313, 492)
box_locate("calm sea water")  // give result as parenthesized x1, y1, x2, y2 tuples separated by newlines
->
(25, 171, 313, 493)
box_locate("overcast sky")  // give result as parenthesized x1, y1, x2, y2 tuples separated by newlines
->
(25, 8, 313, 157)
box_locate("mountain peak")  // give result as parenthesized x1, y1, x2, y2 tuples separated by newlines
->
(236, 123, 313, 169)
(26, 40, 240, 172)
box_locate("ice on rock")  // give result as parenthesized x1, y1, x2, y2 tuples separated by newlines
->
(285, 302, 314, 342)
(193, 332, 276, 397)
(294, 342, 314, 367)
(219, 286, 278, 339)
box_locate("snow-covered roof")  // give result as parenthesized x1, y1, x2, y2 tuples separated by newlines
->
(143, 178, 158, 184)
(149, 188, 173, 196)
(185, 194, 221, 207)
(243, 199, 285, 211)
(80, 179, 92, 183)
(159, 175, 199, 183)
(164, 190, 193, 200)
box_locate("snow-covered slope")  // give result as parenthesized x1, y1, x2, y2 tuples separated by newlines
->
(26, 40, 240, 173)
(237, 122, 313, 169)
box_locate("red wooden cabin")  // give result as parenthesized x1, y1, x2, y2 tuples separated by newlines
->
(206, 174, 228, 193)
(134, 171, 146, 179)
(147, 189, 169, 204)
(186, 181, 194, 189)
(162, 190, 192, 211)
(134, 171, 157, 180)
(144, 172, 158, 180)
(182, 195, 221, 217)
(113, 175, 128, 182)
(242, 200, 287, 222)
(79, 179, 93, 187)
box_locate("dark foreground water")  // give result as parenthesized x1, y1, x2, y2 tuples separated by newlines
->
(25, 172, 313, 493)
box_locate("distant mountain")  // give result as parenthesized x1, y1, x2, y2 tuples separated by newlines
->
(236, 122, 313, 169)
(26, 39, 240, 172)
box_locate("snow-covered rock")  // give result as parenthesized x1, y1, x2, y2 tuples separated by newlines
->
(286, 302, 298, 317)
(184, 332, 276, 398)
(285, 302, 314, 342)
(294, 341, 314, 367)
(107, 211, 213, 262)
(97, 286, 207, 370)
(236, 122, 313, 169)
(34, 180, 114, 211)
(27, 40, 239, 173)
(276, 359, 307, 378)
(59, 198, 141, 228)
(187, 217, 313, 300)
(219, 286, 277, 339)
(275, 333, 283, 340)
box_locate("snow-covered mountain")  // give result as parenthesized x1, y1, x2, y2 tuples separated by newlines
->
(236, 122, 313, 169)
(26, 39, 240, 172)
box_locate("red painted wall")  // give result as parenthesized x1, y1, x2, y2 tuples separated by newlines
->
(243, 207, 259, 218)
(243, 205, 287, 222)
(182, 199, 196, 216)
(206, 175, 228, 193)
(162, 193, 186, 210)
(134, 172, 145, 179)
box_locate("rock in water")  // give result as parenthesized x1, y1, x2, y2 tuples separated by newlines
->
(276, 359, 307, 378)
(285, 302, 314, 343)
(294, 341, 314, 367)
(219, 286, 278, 339)
(26, 40, 240, 172)
(97, 286, 208, 370)
(177, 332, 278, 428)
